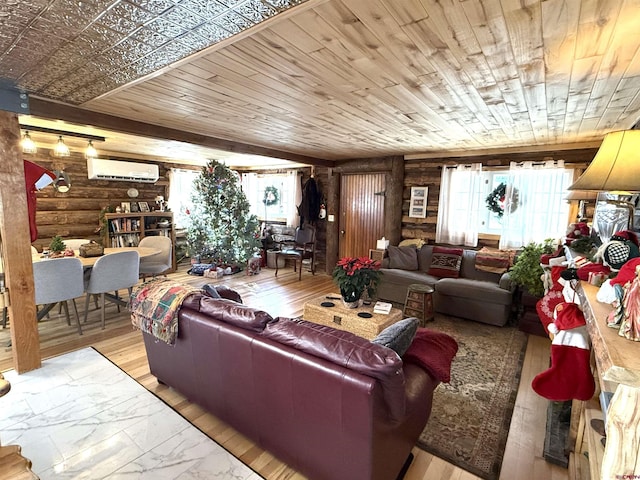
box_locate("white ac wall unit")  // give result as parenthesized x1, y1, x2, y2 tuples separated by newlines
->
(86, 158, 159, 183)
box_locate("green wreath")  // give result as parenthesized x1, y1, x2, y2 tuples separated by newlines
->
(263, 186, 279, 206)
(486, 183, 518, 218)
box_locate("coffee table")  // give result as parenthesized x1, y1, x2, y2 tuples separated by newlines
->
(303, 293, 404, 339)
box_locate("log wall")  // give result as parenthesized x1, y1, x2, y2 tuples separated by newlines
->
(27, 146, 598, 260)
(401, 148, 598, 248)
(26, 150, 169, 251)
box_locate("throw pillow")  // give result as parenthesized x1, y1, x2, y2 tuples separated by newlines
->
(372, 318, 419, 356)
(475, 247, 514, 274)
(399, 238, 426, 249)
(428, 246, 463, 278)
(388, 245, 419, 270)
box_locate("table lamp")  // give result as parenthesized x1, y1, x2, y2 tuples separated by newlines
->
(569, 130, 640, 240)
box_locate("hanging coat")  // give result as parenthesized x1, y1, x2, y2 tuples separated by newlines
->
(298, 177, 320, 225)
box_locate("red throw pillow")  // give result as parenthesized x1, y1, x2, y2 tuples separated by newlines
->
(428, 246, 463, 278)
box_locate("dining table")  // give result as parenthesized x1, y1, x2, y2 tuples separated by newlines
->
(31, 246, 161, 268)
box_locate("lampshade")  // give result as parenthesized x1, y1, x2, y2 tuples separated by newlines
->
(85, 140, 97, 159)
(569, 130, 640, 192)
(21, 131, 37, 154)
(53, 136, 70, 157)
(564, 190, 599, 201)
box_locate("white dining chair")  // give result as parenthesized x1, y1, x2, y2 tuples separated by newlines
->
(33, 257, 85, 335)
(83, 250, 139, 329)
(62, 239, 91, 251)
(31, 246, 38, 255)
(138, 236, 173, 280)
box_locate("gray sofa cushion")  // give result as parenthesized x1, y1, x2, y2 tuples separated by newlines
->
(378, 268, 439, 287)
(436, 278, 513, 305)
(388, 245, 419, 270)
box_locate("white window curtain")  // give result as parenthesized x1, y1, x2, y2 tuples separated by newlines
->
(287, 170, 302, 227)
(499, 161, 573, 249)
(167, 168, 200, 229)
(436, 163, 483, 247)
(241, 171, 301, 227)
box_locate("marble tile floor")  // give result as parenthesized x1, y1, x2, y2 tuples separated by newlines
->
(0, 348, 263, 480)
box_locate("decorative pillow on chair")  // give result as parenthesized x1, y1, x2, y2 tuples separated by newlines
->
(428, 246, 463, 278)
(372, 318, 419, 356)
(387, 245, 419, 270)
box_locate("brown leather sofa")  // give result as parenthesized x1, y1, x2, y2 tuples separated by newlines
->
(141, 290, 450, 480)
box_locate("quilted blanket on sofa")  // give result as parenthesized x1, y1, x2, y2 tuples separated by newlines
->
(129, 278, 201, 344)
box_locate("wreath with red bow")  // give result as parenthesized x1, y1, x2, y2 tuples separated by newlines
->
(486, 183, 519, 218)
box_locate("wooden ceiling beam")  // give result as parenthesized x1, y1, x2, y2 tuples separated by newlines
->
(28, 97, 335, 168)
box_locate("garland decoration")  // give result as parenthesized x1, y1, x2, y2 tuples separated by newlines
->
(263, 186, 279, 206)
(486, 183, 519, 218)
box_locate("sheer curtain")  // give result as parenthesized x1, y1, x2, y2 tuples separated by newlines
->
(499, 161, 573, 249)
(436, 164, 483, 247)
(167, 168, 200, 229)
(286, 170, 302, 227)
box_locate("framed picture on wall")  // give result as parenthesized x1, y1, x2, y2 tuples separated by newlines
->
(138, 201, 150, 212)
(409, 187, 428, 218)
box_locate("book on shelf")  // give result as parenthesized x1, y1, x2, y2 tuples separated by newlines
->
(373, 301, 392, 315)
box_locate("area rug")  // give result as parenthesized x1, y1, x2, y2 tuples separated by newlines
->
(1, 347, 263, 480)
(417, 317, 528, 480)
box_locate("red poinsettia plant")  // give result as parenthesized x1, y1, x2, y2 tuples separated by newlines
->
(332, 256, 382, 302)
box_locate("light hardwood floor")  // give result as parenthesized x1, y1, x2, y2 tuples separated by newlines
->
(0, 264, 570, 480)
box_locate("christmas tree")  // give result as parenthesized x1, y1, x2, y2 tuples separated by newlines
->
(186, 160, 261, 266)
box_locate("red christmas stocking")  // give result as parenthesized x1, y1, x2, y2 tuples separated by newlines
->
(532, 302, 595, 401)
(532, 342, 595, 401)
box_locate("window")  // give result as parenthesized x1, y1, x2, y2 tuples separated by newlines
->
(437, 162, 573, 249)
(241, 172, 301, 226)
(480, 171, 510, 235)
(167, 168, 200, 229)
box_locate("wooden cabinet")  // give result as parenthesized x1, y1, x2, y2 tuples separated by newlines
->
(573, 281, 640, 480)
(104, 212, 176, 272)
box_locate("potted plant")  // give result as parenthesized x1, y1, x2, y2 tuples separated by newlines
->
(48, 235, 66, 258)
(332, 257, 382, 308)
(509, 239, 556, 298)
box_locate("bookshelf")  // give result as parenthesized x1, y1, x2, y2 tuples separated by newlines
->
(104, 212, 176, 271)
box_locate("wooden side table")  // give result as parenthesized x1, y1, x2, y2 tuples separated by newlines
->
(369, 249, 386, 262)
(404, 284, 435, 326)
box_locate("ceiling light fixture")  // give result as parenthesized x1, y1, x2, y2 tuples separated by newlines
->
(53, 136, 70, 157)
(85, 140, 98, 159)
(53, 170, 71, 193)
(21, 131, 37, 154)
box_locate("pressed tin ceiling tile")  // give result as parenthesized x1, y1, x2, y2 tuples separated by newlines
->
(146, 16, 187, 39)
(83, 23, 127, 47)
(193, 23, 231, 42)
(163, 5, 205, 28)
(97, 8, 142, 34)
(1, 0, 308, 103)
(110, 0, 157, 26)
(216, 10, 249, 34)
(129, 0, 177, 15)
(180, 0, 227, 17)
(235, 0, 276, 23)
(175, 29, 211, 51)
(130, 26, 170, 47)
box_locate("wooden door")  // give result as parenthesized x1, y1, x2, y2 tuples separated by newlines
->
(339, 173, 385, 259)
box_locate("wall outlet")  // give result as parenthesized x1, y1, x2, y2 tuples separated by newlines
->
(328, 214, 335, 222)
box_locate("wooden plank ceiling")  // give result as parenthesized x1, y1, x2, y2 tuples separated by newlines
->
(2, 0, 640, 163)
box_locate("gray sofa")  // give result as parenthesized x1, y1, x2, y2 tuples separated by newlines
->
(377, 245, 515, 327)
